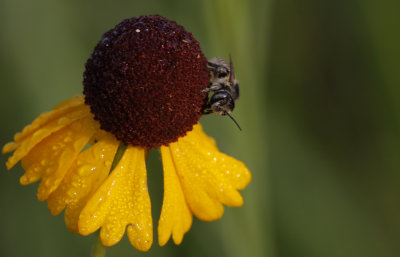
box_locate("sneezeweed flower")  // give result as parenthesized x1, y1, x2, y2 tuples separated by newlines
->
(2, 15, 251, 251)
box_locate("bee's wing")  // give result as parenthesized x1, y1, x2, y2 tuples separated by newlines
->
(207, 61, 220, 70)
(208, 57, 228, 67)
(229, 54, 236, 82)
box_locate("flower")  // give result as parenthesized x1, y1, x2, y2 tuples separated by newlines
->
(2, 15, 251, 251)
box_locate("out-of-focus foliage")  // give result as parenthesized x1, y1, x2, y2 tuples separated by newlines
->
(268, 1, 400, 257)
(0, 0, 399, 257)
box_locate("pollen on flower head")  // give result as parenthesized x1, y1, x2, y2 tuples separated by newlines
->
(83, 15, 210, 148)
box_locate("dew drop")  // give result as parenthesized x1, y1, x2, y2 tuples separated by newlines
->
(45, 178, 53, 187)
(64, 136, 72, 143)
(67, 188, 77, 197)
(30, 175, 40, 182)
(101, 37, 110, 45)
(58, 117, 70, 125)
(45, 167, 52, 174)
(20, 176, 28, 183)
(78, 165, 92, 176)
(32, 129, 45, 140)
(40, 159, 48, 166)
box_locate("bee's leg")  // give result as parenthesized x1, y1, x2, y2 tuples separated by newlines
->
(202, 109, 213, 114)
(210, 82, 223, 91)
(201, 87, 211, 93)
(201, 82, 222, 93)
(202, 102, 213, 114)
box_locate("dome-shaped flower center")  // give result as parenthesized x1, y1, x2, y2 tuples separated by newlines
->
(83, 15, 210, 148)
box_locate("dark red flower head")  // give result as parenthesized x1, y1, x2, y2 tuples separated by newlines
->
(83, 15, 210, 148)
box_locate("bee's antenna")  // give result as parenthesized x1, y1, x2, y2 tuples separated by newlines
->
(229, 54, 235, 83)
(225, 111, 242, 131)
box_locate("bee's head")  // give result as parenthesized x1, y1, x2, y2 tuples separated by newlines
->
(210, 91, 235, 115)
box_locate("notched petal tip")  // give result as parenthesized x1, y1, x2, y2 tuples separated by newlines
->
(127, 223, 153, 251)
(166, 123, 251, 221)
(78, 146, 153, 250)
(158, 146, 193, 246)
(19, 116, 98, 202)
(46, 132, 119, 233)
(99, 223, 126, 247)
(157, 123, 251, 245)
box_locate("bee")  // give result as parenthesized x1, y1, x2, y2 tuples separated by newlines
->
(202, 55, 242, 130)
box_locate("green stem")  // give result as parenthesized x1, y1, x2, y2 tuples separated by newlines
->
(110, 143, 128, 173)
(90, 231, 105, 257)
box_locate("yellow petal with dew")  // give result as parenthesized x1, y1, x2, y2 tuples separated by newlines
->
(15, 95, 85, 143)
(52, 95, 85, 110)
(168, 123, 251, 221)
(78, 146, 153, 251)
(158, 146, 192, 246)
(20, 116, 98, 201)
(47, 131, 119, 233)
(2, 95, 84, 154)
(4, 97, 90, 169)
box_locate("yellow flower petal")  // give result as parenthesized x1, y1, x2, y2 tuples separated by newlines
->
(158, 146, 192, 246)
(47, 131, 119, 233)
(20, 116, 98, 201)
(78, 146, 153, 251)
(167, 124, 251, 221)
(4, 96, 90, 169)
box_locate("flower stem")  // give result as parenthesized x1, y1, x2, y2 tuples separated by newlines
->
(91, 231, 105, 257)
(110, 143, 128, 173)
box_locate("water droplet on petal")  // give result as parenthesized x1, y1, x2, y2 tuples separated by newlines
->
(78, 165, 93, 176)
(64, 136, 72, 143)
(45, 178, 53, 186)
(58, 117, 70, 125)
(67, 188, 77, 197)
(45, 167, 52, 174)
(20, 176, 28, 183)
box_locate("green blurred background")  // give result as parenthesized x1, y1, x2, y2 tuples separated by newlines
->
(1, 0, 399, 256)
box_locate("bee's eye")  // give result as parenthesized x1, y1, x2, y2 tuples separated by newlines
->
(210, 91, 235, 111)
(210, 91, 229, 102)
(217, 72, 227, 78)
